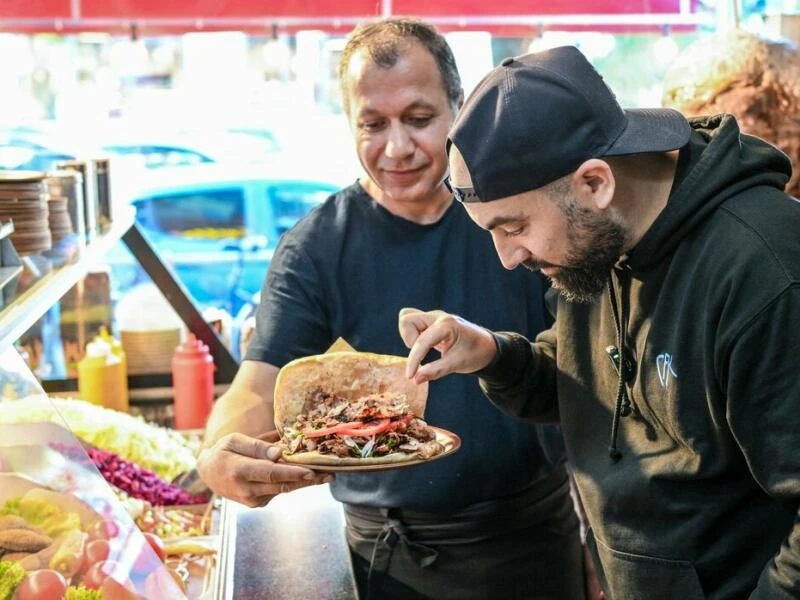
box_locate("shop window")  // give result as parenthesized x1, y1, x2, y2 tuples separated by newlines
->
(134, 189, 246, 238)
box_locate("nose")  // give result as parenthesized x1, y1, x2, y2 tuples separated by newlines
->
(385, 122, 414, 159)
(492, 234, 528, 270)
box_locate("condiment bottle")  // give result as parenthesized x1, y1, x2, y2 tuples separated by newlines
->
(171, 334, 215, 430)
(97, 326, 127, 377)
(77, 337, 129, 412)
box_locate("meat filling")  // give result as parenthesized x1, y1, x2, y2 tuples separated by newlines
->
(283, 391, 443, 460)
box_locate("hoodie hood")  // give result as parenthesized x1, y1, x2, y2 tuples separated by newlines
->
(627, 113, 792, 269)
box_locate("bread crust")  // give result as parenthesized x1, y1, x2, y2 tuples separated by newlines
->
(273, 351, 428, 430)
(282, 449, 418, 466)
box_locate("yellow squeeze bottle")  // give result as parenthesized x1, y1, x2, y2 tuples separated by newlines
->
(77, 337, 129, 412)
(97, 326, 127, 379)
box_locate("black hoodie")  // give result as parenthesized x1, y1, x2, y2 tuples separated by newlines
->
(479, 115, 800, 599)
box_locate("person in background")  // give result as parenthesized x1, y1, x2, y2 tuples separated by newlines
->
(400, 45, 800, 599)
(661, 29, 800, 199)
(198, 18, 592, 600)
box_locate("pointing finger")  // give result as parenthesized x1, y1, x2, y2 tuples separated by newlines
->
(406, 320, 452, 380)
(398, 307, 420, 317)
(398, 307, 428, 350)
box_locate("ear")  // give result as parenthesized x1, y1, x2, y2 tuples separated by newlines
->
(572, 159, 615, 210)
(455, 88, 465, 111)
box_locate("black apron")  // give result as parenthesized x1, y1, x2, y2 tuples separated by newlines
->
(344, 467, 585, 600)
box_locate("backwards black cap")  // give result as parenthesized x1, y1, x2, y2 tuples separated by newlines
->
(448, 46, 692, 202)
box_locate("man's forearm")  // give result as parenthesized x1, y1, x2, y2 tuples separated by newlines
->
(202, 361, 280, 447)
(478, 331, 559, 422)
(203, 388, 274, 447)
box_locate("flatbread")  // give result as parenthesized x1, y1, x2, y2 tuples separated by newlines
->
(273, 351, 428, 430)
(325, 337, 357, 353)
(274, 351, 430, 465)
(282, 449, 419, 466)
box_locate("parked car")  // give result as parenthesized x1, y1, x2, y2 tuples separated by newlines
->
(98, 127, 282, 169)
(104, 162, 343, 316)
(0, 125, 282, 171)
(0, 128, 90, 171)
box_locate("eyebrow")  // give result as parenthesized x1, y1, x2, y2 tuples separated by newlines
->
(484, 214, 527, 231)
(358, 100, 438, 117)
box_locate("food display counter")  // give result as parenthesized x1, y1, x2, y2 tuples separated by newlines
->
(0, 388, 360, 598)
(0, 209, 360, 599)
(0, 352, 218, 598)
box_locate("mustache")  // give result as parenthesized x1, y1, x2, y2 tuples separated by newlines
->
(522, 259, 559, 271)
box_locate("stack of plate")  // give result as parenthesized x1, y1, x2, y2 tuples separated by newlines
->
(0, 171, 51, 256)
(45, 171, 76, 242)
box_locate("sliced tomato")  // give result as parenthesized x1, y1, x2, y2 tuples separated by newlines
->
(337, 418, 392, 437)
(303, 421, 364, 438)
(388, 415, 414, 431)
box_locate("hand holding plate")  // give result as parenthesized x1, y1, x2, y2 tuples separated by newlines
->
(196, 431, 333, 508)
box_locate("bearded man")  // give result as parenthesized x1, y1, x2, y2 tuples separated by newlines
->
(400, 46, 800, 600)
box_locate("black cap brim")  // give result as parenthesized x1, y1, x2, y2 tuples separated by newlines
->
(604, 108, 692, 156)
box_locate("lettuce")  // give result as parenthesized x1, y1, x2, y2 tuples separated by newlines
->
(66, 585, 103, 599)
(0, 396, 197, 481)
(0, 560, 25, 600)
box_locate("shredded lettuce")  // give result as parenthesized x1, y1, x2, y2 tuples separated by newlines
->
(65, 585, 103, 599)
(0, 560, 25, 600)
(0, 396, 197, 480)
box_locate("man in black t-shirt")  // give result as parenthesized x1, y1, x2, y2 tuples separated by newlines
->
(198, 19, 592, 600)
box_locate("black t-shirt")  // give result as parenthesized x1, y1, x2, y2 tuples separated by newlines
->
(246, 182, 566, 511)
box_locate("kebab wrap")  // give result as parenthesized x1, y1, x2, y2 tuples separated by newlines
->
(275, 351, 446, 466)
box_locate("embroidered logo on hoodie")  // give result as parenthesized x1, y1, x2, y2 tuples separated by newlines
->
(656, 353, 678, 388)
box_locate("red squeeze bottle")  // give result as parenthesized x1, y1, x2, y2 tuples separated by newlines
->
(172, 333, 215, 430)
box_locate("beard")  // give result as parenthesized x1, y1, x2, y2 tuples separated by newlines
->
(523, 196, 627, 303)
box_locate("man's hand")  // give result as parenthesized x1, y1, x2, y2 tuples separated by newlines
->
(197, 430, 333, 508)
(398, 307, 498, 383)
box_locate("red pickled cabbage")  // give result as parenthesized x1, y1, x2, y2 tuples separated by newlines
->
(86, 447, 207, 506)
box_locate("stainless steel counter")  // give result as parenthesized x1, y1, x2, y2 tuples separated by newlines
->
(216, 484, 358, 600)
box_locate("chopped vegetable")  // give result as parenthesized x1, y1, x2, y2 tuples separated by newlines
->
(0, 560, 25, 600)
(360, 437, 377, 458)
(64, 585, 103, 600)
(65, 585, 103, 599)
(302, 421, 363, 438)
(0, 396, 197, 481)
(135, 506, 206, 538)
(337, 418, 391, 437)
(86, 447, 207, 506)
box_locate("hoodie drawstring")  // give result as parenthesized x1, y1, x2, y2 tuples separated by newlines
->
(606, 275, 631, 462)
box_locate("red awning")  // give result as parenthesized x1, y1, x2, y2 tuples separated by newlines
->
(0, 0, 707, 35)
